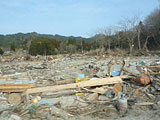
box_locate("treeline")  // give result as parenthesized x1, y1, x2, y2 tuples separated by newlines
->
(29, 37, 91, 55)
(90, 8, 160, 53)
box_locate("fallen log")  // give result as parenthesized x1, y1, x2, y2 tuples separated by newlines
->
(24, 76, 123, 94)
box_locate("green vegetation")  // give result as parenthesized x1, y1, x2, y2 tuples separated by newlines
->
(10, 42, 16, 51)
(29, 37, 60, 55)
(0, 48, 3, 55)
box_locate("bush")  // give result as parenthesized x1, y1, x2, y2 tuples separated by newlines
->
(87, 48, 105, 56)
(0, 48, 4, 55)
(106, 48, 128, 56)
(10, 42, 16, 51)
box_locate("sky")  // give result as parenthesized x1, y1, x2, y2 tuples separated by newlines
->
(0, 0, 158, 37)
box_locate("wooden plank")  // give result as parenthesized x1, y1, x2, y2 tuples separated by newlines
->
(83, 87, 108, 94)
(0, 89, 25, 92)
(0, 84, 34, 89)
(135, 102, 154, 106)
(120, 75, 134, 79)
(24, 76, 123, 94)
(55, 79, 75, 85)
(0, 76, 29, 79)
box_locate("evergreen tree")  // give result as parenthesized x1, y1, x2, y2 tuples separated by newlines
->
(68, 38, 77, 45)
(0, 48, 3, 55)
(29, 37, 59, 55)
(10, 42, 16, 51)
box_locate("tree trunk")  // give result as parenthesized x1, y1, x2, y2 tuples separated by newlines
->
(143, 36, 150, 52)
(137, 31, 141, 50)
(81, 40, 83, 53)
(108, 43, 111, 50)
(129, 43, 134, 56)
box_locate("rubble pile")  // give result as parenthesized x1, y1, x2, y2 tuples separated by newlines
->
(0, 54, 160, 120)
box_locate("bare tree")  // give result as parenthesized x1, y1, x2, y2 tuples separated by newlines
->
(97, 26, 117, 50)
(114, 31, 126, 49)
(92, 33, 106, 49)
(143, 36, 150, 52)
(119, 16, 139, 54)
(66, 44, 77, 54)
(136, 21, 143, 50)
(80, 40, 83, 53)
(59, 42, 67, 53)
(104, 27, 113, 50)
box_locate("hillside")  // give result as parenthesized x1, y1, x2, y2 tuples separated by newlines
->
(0, 32, 90, 47)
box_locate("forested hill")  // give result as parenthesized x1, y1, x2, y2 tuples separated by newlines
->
(0, 32, 90, 47)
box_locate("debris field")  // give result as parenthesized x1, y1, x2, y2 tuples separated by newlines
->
(0, 54, 160, 120)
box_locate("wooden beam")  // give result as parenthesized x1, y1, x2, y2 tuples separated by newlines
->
(0, 84, 34, 89)
(0, 84, 34, 93)
(135, 102, 154, 106)
(0, 89, 25, 93)
(0, 76, 29, 79)
(24, 76, 123, 94)
(55, 79, 75, 85)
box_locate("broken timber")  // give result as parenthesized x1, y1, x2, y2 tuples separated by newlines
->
(24, 76, 123, 94)
(120, 57, 130, 76)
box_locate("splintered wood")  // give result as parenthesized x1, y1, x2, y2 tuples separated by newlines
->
(120, 57, 130, 76)
(24, 76, 123, 94)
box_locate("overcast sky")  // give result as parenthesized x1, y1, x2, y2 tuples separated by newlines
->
(0, 0, 158, 37)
